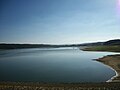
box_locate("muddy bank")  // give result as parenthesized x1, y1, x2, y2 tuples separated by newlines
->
(96, 54, 120, 82)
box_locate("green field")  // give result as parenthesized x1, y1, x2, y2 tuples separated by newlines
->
(82, 45, 120, 52)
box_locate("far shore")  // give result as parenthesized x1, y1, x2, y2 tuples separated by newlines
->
(82, 45, 120, 52)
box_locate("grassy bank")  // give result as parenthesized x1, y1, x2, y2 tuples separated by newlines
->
(82, 45, 120, 52)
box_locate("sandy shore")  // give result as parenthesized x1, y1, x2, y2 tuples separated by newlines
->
(96, 54, 120, 82)
(0, 82, 120, 90)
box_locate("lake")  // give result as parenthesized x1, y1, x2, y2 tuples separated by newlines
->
(0, 47, 118, 83)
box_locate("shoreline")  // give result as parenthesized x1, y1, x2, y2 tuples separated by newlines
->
(96, 54, 120, 82)
(106, 65, 118, 82)
(102, 63, 118, 82)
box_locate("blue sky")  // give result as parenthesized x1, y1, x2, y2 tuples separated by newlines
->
(0, 0, 120, 44)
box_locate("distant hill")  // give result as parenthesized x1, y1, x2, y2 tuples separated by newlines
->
(79, 42, 104, 46)
(0, 44, 81, 49)
(0, 39, 120, 49)
(80, 39, 120, 46)
(0, 44, 55, 49)
(103, 39, 120, 45)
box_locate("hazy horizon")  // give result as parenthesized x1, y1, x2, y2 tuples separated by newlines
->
(0, 0, 120, 44)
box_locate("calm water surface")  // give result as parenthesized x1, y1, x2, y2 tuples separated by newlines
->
(0, 47, 118, 83)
